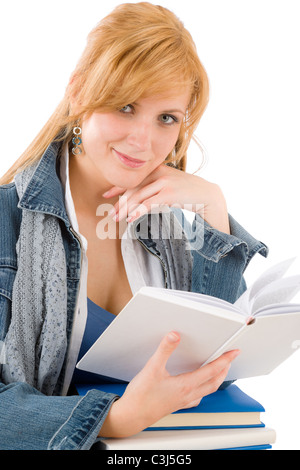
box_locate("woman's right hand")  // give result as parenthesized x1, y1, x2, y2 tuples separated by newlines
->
(99, 332, 240, 438)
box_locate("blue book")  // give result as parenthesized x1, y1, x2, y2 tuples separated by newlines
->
(76, 383, 265, 430)
(221, 444, 272, 450)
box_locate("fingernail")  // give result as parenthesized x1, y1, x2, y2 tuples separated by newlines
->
(126, 212, 137, 223)
(230, 350, 240, 361)
(108, 207, 116, 217)
(167, 332, 180, 343)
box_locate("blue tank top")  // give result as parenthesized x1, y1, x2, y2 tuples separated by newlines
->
(72, 298, 126, 385)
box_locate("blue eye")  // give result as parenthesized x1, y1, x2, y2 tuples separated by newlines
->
(120, 105, 133, 113)
(160, 114, 178, 125)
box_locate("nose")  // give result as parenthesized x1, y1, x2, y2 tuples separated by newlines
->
(126, 120, 152, 152)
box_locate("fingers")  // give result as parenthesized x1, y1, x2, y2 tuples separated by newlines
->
(126, 198, 163, 223)
(192, 350, 240, 397)
(177, 349, 239, 398)
(133, 337, 239, 417)
(181, 398, 202, 409)
(102, 186, 127, 198)
(195, 362, 233, 399)
(113, 180, 164, 222)
(147, 335, 238, 390)
(146, 331, 181, 371)
(173, 351, 239, 409)
(197, 350, 240, 384)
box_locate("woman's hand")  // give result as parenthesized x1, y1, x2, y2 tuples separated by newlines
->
(103, 164, 230, 234)
(99, 332, 239, 438)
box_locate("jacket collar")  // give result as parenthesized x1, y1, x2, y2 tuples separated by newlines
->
(17, 141, 70, 227)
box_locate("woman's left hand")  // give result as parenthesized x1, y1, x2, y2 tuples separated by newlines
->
(103, 164, 230, 234)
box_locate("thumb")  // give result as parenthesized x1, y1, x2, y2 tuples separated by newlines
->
(149, 332, 180, 371)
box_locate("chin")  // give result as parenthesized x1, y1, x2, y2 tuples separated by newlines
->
(107, 167, 148, 190)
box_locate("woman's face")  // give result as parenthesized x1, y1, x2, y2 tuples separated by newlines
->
(80, 92, 190, 189)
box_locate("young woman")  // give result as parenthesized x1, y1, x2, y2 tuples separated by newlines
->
(0, 3, 267, 450)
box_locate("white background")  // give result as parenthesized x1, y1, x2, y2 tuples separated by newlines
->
(1, 0, 299, 449)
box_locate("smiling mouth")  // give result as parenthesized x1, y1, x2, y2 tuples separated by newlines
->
(113, 149, 147, 168)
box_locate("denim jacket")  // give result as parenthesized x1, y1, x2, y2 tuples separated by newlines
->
(0, 142, 268, 449)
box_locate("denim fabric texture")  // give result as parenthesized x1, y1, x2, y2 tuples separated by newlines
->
(0, 142, 268, 449)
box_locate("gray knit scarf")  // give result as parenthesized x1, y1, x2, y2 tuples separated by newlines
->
(2, 162, 68, 395)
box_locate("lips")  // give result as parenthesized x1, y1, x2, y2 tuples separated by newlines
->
(113, 149, 146, 168)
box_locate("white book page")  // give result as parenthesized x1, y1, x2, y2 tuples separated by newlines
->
(234, 258, 296, 314)
(254, 303, 300, 317)
(251, 276, 300, 314)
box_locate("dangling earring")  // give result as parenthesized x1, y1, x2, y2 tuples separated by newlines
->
(72, 122, 82, 155)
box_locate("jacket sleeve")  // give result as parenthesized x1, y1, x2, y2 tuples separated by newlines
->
(0, 380, 118, 450)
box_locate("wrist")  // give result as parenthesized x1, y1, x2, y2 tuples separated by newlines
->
(98, 398, 145, 438)
(195, 185, 230, 234)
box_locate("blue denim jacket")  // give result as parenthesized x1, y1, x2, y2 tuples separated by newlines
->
(0, 142, 268, 449)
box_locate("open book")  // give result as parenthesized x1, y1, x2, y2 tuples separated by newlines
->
(76, 258, 300, 382)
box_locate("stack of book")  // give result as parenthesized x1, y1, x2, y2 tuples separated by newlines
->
(76, 383, 276, 450)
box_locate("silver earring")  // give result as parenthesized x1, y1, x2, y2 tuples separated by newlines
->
(72, 124, 82, 155)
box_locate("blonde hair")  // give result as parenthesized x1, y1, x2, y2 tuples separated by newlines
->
(0, 2, 209, 184)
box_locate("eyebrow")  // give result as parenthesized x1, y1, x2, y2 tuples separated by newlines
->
(132, 102, 186, 115)
(163, 109, 185, 115)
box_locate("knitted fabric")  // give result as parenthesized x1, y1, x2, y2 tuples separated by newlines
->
(2, 163, 68, 395)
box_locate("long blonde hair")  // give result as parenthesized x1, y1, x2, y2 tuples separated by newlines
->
(0, 2, 209, 185)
